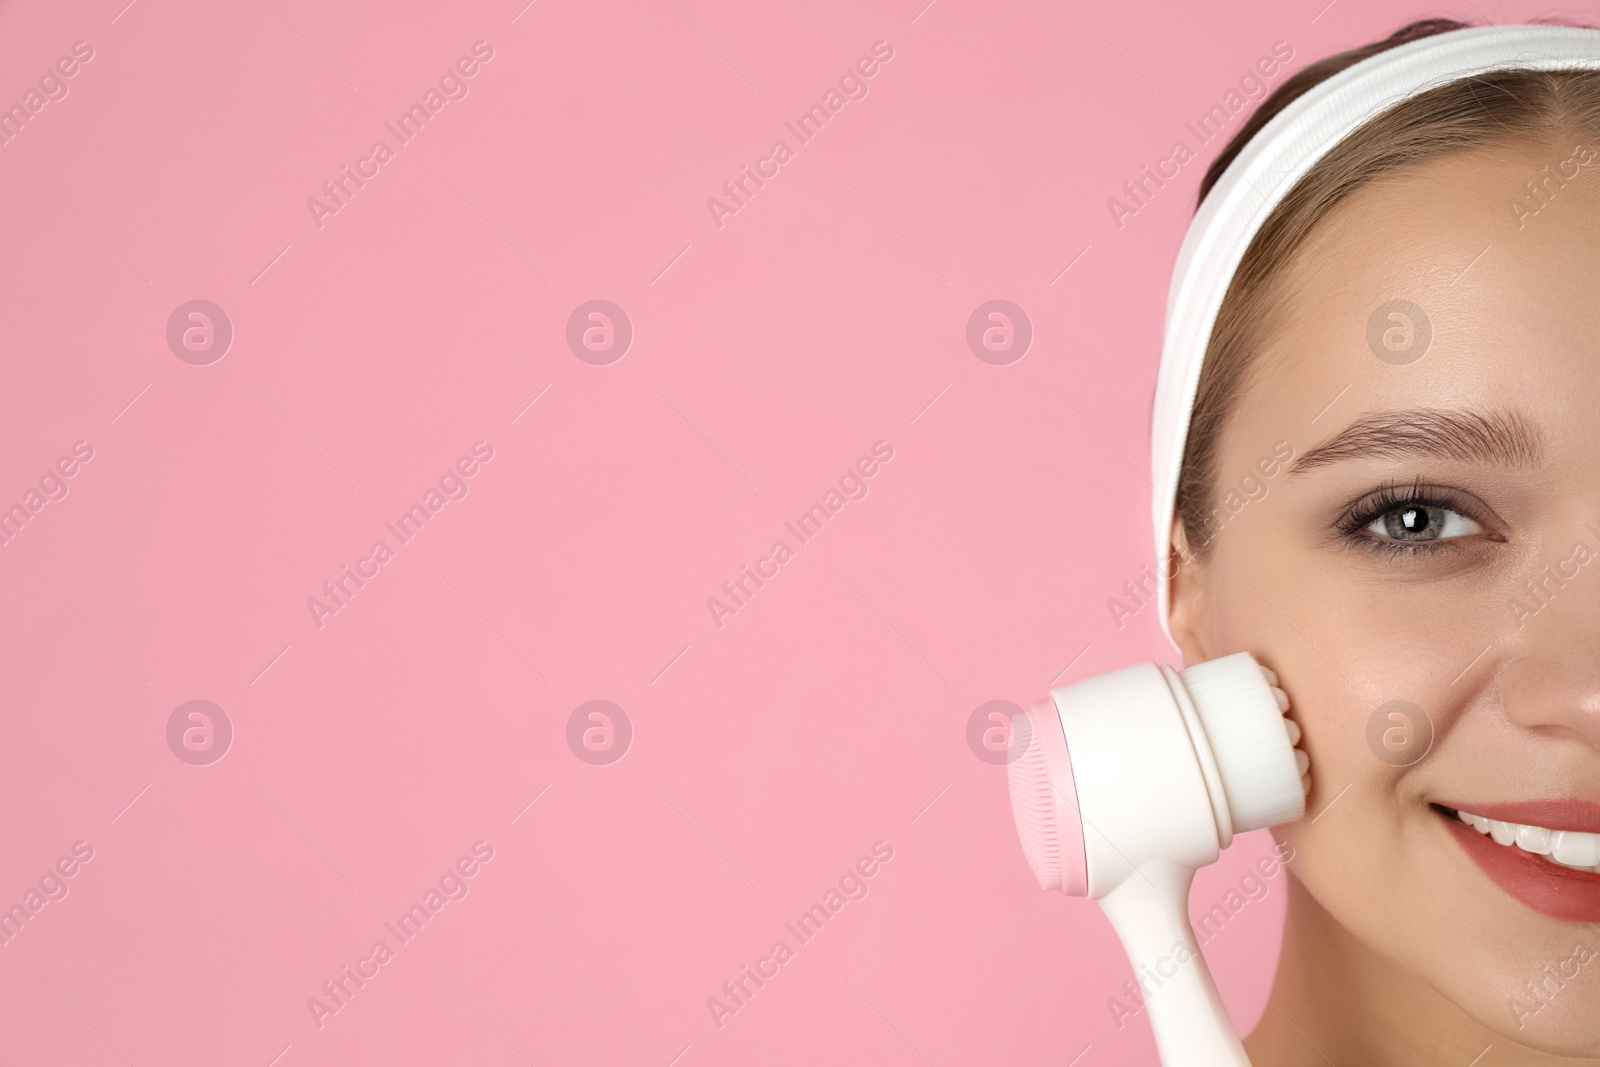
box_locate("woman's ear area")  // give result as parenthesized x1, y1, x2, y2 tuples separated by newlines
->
(1166, 518, 1213, 666)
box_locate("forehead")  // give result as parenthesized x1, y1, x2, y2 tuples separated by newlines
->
(1228, 140, 1600, 456)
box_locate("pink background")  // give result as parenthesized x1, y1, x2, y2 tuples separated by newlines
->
(0, 1, 1582, 1064)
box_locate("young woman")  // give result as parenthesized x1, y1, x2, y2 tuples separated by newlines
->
(1160, 18, 1600, 1064)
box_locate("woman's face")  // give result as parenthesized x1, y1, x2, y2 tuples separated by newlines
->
(1170, 136, 1600, 1052)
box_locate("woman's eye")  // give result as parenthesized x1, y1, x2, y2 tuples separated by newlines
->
(1364, 504, 1482, 543)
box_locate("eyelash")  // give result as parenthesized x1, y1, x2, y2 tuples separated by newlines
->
(1334, 479, 1482, 558)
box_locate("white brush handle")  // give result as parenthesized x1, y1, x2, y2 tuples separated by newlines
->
(1096, 860, 1252, 1067)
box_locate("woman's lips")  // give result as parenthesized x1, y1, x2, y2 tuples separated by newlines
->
(1436, 801, 1600, 923)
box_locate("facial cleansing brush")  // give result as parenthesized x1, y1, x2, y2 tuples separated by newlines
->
(1007, 651, 1308, 1067)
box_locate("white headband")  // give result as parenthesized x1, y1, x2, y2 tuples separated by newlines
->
(1153, 23, 1600, 645)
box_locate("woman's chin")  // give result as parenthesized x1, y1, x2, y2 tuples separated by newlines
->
(1270, 792, 1600, 1060)
(1431, 806, 1600, 1054)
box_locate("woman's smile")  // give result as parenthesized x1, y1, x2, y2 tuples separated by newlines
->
(1437, 800, 1600, 922)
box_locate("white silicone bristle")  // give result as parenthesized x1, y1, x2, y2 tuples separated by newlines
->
(1179, 652, 1307, 832)
(1007, 732, 1062, 890)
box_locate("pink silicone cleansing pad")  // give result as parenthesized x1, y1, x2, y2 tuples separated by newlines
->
(1008, 697, 1089, 895)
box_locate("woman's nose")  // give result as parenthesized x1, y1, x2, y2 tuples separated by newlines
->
(1499, 571, 1600, 749)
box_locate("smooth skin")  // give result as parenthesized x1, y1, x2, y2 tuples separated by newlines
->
(1169, 136, 1600, 1064)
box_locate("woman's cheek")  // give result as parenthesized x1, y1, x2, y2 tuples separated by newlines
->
(1203, 528, 1517, 784)
(1195, 552, 1441, 898)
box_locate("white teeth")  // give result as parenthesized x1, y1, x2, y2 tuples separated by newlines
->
(1455, 810, 1600, 872)
(1284, 718, 1301, 746)
(1515, 824, 1552, 855)
(1552, 831, 1600, 869)
(1293, 748, 1310, 777)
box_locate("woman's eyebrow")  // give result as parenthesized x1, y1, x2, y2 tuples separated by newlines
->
(1287, 407, 1544, 476)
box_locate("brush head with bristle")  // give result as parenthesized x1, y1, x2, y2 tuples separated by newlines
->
(1008, 721, 1062, 890)
(1006, 699, 1088, 894)
(1179, 652, 1307, 833)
